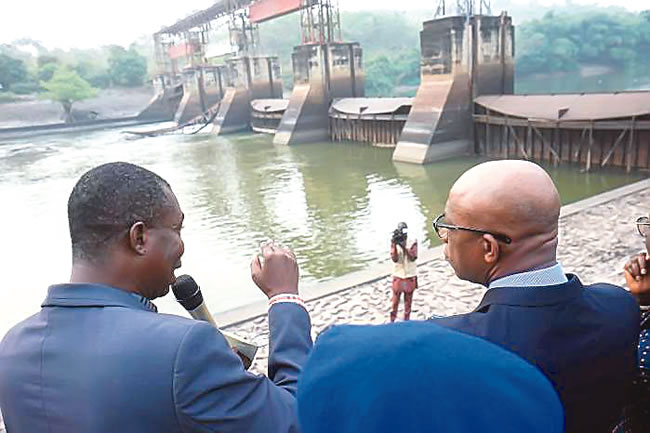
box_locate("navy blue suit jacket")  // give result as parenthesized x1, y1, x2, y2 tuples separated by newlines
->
(0, 283, 312, 433)
(431, 275, 640, 433)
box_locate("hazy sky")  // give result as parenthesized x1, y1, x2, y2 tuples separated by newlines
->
(1, 0, 646, 50)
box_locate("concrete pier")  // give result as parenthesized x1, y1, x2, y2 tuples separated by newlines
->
(274, 42, 364, 145)
(212, 56, 283, 135)
(137, 74, 184, 121)
(393, 14, 514, 164)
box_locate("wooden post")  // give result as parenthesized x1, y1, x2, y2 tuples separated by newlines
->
(568, 129, 573, 164)
(601, 127, 628, 167)
(586, 122, 593, 172)
(507, 124, 528, 159)
(553, 123, 560, 166)
(532, 126, 560, 164)
(504, 116, 510, 158)
(627, 117, 636, 172)
(486, 110, 492, 155)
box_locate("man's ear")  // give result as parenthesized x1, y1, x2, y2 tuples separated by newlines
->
(482, 234, 500, 264)
(128, 222, 148, 255)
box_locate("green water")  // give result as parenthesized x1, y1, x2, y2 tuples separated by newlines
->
(0, 129, 645, 334)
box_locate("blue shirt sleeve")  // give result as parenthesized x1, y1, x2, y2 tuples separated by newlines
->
(173, 304, 312, 433)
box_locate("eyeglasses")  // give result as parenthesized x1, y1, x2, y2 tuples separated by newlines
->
(637, 216, 650, 238)
(432, 213, 512, 244)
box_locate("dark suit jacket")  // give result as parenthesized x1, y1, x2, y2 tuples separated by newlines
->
(0, 283, 312, 433)
(431, 274, 640, 433)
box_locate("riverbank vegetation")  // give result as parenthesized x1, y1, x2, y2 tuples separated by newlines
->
(0, 42, 149, 96)
(260, 5, 650, 96)
(0, 5, 648, 99)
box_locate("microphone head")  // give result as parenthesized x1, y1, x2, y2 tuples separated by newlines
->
(171, 274, 204, 311)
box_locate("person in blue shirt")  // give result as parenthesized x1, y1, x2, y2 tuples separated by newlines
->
(0, 162, 312, 433)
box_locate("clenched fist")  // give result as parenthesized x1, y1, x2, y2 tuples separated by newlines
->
(624, 252, 650, 306)
(251, 242, 299, 299)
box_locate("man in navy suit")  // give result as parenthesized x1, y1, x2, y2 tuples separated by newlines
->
(0, 162, 312, 433)
(431, 160, 640, 433)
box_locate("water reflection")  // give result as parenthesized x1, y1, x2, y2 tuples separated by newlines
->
(0, 129, 645, 336)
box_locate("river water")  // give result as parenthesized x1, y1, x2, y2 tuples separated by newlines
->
(0, 129, 645, 336)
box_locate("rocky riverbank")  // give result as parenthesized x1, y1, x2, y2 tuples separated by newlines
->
(226, 180, 650, 375)
(0, 87, 153, 129)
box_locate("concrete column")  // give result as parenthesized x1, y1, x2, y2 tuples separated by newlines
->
(393, 14, 514, 164)
(212, 55, 283, 135)
(273, 42, 364, 145)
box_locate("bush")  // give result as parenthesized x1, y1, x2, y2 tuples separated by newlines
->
(0, 92, 19, 104)
(10, 81, 42, 95)
(38, 63, 58, 82)
(87, 72, 111, 89)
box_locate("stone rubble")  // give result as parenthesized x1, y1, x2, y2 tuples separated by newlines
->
(226, 190, 649, 375)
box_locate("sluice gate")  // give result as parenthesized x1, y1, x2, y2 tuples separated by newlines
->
(329, 98, 412, 146)
(474, 93, 650, 172)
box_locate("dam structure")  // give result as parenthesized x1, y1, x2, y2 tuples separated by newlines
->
(146, 0, 650, 171)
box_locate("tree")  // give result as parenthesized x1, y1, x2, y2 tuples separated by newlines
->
(38, 62, 58, 82)
(108, 46, 148, 87)
(41, 67, 97, 123)
(0, 54, 28, 90)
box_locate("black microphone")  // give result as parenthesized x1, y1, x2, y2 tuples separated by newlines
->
(171, 275, 217, 326)
(171, 274, 258, 369)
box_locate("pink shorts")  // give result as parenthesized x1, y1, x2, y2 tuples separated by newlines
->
(392, 276, 418, 294)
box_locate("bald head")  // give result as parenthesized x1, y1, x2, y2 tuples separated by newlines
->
(448, 160, 561, 239)
(442, 161, 561, 284)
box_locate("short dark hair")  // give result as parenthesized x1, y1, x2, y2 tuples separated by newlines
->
(68, 162, 172, 261)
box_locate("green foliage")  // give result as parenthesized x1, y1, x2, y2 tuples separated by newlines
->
(108, 46, 148, 87)
(0, 92, 19, 103)
(41, 67, 97, 123)
(42, 67, 97, 103)
(365, 49, 421, 97)
(516, 8, 650, 76)
(37, 55, 59, 68)
(259, 11, 421, 97)
(74, 60, 111, 89)
(38, 62, 58, 82)
(11, 81, 42, 95)
(0, 54, 28, 90)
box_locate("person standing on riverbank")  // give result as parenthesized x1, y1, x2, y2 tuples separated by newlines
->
(431, 160, 640, 433)
(0, 162, 312, 433)
(390, 222, 418, 321)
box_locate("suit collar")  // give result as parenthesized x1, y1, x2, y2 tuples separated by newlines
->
(475, 274, 583, 311)
(42, 283, 157, 312)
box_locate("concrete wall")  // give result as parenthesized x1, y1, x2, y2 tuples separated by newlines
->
(137, 75, 184, 121)
(393, 14, 514, 164)
(212, 56, 283, 135)
(274, 42, 364, 145)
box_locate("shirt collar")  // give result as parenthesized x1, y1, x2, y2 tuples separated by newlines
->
(42, 283, 158, 313)
(488, 263, 568, 290)
(477, 274, 583, 310)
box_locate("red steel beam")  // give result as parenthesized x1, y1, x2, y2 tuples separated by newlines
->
(250, 0, 303, 23)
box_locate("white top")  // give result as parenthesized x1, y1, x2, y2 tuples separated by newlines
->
(393, 236, 417, 279)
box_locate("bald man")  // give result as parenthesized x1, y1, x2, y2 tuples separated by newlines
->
(431, 160, 640, 433)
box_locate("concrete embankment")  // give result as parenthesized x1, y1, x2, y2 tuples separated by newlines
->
(222, 178, 650, 374)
